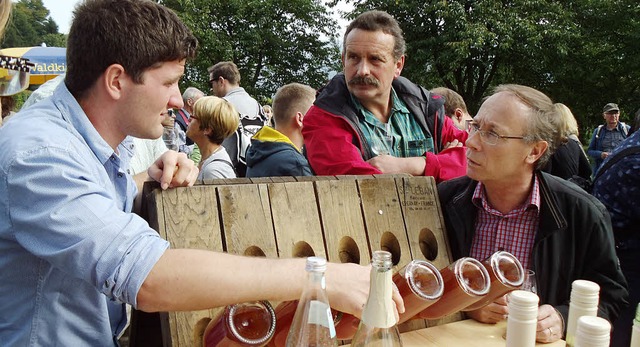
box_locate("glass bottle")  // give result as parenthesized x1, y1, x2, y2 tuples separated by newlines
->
(350, 250, 403, 347)
(333, 259, 444, 340)
(414, 257, 491, 319)
(203, 300, 276, 347)
(505, 290, 539, 347)
(464, 251, 525, 311)
(566, 280, 600, 347)
(284, 257, 338, 347)
(631, 303, 640, 347)
(574, 316, 611, 347)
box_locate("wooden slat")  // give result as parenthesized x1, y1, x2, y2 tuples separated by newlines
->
(395, 176, 463, 327)
(217, 184, 277, 257)
(268, 181, 326, 259)
(157, 186, 224, 347)
(314, 179, 369, 265)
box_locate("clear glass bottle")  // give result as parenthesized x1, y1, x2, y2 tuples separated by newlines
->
(284, 257, 338, 347)
(566, 280, 600, 347)
(350, 250, 403, 347)
(203, 300, 276, 347)
(631, 303, 640, 347)
(414, 257, 491, 319)
(464, 251, 525, 311)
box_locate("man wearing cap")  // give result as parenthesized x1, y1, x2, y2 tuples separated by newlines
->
(587, 103, 630, 174)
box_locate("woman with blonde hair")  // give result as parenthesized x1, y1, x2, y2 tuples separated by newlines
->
(186, 96, 239, 181)
(543, 103, 592, 180)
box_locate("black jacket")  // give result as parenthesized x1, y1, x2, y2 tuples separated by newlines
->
(438, 172, 628, 330)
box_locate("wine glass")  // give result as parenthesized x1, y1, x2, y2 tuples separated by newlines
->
(521, 270, 538, 294)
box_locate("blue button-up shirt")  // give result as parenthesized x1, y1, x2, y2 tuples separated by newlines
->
(0, 83, 169, 346)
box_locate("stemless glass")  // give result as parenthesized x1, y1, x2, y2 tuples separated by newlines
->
(522, 270, 537, 294)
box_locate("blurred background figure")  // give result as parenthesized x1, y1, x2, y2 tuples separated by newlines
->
(186, 96, 239, 181)
(587, 103, 630, 175)
(542, 103, 591, 181)
(262, 104, 273, 126)
(431, 87, 473, 131)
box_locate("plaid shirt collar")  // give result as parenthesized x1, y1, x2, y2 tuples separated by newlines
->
(472, 175, 542, 216)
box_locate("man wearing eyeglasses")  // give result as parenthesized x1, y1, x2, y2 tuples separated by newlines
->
(587, 103, 630, 175)
(302, 11, 468, 182)
(438, 84, 628, 344)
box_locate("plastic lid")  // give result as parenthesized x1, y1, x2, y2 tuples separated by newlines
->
(306, 256, 327, 272)
(575, 316, 611, 346)
(571, 280, 600, 305)
(508, 290, 540, 319)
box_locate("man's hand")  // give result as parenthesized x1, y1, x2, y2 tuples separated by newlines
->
(442, 139, 463, 150)
(366, 155, 425, 176)
(536, 304, 563, 343)
(147, 151, 199, 190)
(601, 151, 610, 159)
(465, 294, 509, 324)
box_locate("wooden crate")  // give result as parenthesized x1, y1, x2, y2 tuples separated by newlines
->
(140, 174, 462, 347)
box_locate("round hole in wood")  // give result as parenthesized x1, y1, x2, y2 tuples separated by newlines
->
(292, 241, 315, 258)
(419, 228, 438, 261)
(244, 246, 266, 257)
(338, 236, 361, 264)
(380, 231, 401, 266)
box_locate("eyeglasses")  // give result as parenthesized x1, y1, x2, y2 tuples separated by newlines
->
(0, 55, 33, 96)
(209, 76, 223, 89)
(466, 120, 526, 146)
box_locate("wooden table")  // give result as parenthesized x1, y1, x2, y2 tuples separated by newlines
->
(398, 319, 566, 346)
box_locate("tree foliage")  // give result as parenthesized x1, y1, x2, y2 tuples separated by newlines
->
(159, 0, 341, 103)
(1, 0, 66, 48)
(341, 0, 640, 140)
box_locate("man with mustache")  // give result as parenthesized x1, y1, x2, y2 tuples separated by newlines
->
(437, 84, 628, 343)
(302, 10, 467, 182)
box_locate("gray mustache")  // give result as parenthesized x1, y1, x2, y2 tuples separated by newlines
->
(348, 76, 380, 87)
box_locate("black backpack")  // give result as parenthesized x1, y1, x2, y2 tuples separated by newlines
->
(221, 113, 265, 177)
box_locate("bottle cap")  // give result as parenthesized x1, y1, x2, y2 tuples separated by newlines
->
(575, 316, 611, 346)
(508, 290, 539, 320)
(570, 280, 600, 306)
(305, 256, 327, 272)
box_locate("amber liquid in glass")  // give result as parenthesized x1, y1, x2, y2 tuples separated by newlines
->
(204, 301, 276, 347)
(464, 251, 524, 311)
(414, 257, 490, 319)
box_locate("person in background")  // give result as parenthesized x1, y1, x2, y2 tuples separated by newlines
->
(186, 96, 238, 181)
(0, 1, 397, 345)
(542, 103, 591, 181)
(438, 84, 628, 344)
(262, 104, 273, 126)
(246, 83, 314, 177)
(587, 103, 630, 175)
(302, 11, 467, 181)
(431, 87, 473, 131)
(173, 86, 205, 156)
(592, 129, 640, 347)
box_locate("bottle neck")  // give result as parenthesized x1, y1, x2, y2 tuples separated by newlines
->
(361, 264, 397, 328)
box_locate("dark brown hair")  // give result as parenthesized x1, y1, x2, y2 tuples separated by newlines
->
(343, 10, 405, 60)
(65, 0, 198, 99)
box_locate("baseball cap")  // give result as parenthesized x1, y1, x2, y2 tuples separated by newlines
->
(603, 103, 619, 113)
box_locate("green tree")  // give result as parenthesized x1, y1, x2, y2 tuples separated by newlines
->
(160, 0, 341, 102)
(1, 0, 66, 48)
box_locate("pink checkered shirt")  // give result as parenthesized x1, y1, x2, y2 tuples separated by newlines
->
(470, 176, 541, 271)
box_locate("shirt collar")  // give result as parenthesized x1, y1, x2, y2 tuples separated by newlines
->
(350, 86, 408, 119)
(472, 175, 541, 216)
(51, 81, 125, 166)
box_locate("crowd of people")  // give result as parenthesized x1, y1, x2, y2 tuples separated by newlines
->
(0, 0, 636, 346)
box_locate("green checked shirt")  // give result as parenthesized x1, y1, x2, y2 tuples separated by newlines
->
(351, 88, 434, 157)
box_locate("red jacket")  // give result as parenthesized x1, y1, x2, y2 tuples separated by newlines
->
(303, 74, 468, 182)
